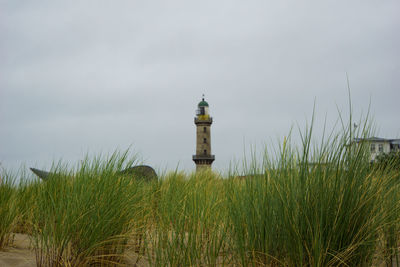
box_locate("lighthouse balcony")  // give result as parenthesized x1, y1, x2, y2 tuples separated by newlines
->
(194, 117, 213, 124)
(192, 155, 215, 161)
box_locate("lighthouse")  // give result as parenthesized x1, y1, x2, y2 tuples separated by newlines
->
(193, 96, 215, 171)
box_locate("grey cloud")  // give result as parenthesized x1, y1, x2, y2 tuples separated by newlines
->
(1, 0, 399, 173)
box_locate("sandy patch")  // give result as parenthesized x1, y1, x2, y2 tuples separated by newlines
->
(0, 234, 149, 267)
(0, 234, 35, 267)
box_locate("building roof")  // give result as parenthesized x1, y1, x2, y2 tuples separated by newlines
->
(354, 137, 400, 143)
(366, 137, 388, 142)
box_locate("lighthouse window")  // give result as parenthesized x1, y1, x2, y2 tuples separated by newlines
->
(203, 127, 207, 133)
(204, 149, 207, 155)
(203, 138, 207, 143)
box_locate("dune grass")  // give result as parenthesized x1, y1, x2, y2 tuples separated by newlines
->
(0, 171, 18, 249)
(1, 117, 399, 266)
(147, 171, 230, 266)
(27, 151, 147, 266)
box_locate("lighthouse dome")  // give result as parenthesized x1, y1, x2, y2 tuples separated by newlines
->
(198, 99, 209, 107)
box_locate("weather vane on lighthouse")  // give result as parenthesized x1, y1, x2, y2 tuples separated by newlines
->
(193, 95, 215, 171)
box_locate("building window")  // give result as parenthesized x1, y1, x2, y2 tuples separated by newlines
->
(378, 144, 383, 152)
(204, 149, 207, 155)
(203, 138, 207, 144)
(370, 144, 375, 153)
(203, 127, 207, 133)
(390, 143, 399, 152)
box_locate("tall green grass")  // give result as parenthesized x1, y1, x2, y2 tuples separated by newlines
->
(0, 171, 17, 249)
(29, 151, 147, 266)
(0, 115, 399, 266)
(15, 172, 42, 235)
(147, 170, 231, 266)
(377, 162, 400, 267)
(226, 118, 400, 266)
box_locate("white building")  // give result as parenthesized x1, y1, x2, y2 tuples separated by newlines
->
(354, 137, 400, 162)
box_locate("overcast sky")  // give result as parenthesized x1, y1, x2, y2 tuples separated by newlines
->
(1, 0, 399, 174)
